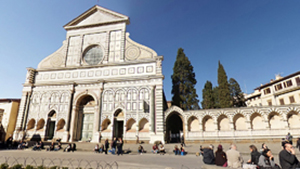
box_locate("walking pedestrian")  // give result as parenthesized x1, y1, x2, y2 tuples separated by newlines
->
(104, 138, 109, 154)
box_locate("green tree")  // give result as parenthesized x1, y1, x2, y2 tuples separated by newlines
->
(201, 81, 214, 109)
(171, 48, 200, 110)
(229, 78, 246, 107)
(213, 86, 220, 108)
(217, 61, 231, 108)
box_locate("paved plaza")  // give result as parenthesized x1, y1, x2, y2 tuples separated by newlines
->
(0, 150, 203, 169)
(1, 142, 300, 169)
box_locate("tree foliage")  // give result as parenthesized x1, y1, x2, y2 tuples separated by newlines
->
(201, 81, 215, 109)
(217, 61, 232, 108)
(171, 48, 200, 110)
(229, 78, 246, 107)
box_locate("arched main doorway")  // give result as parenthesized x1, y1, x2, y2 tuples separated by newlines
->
(166, 112, 183, 143)
(45, 111, 56, 140)
(113, 109, 124, 139)
(75, 95, 95, 141)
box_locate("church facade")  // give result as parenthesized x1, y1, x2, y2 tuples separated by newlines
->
(13, 5, 164, 143)
(13, 5, 300, 144)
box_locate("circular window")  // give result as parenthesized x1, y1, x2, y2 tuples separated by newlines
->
(83, 46, 103, 65)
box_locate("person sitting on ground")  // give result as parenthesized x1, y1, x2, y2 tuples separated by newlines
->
(54, 142, 62, 151)
(203, 145, 215, 165)
(152, 144, 158, 154)
(159, 144, 165, 155)
(94, 144, 100, 153)
(180, 144, 186, 155)
(138, 145, 144, 154)
(99, 144, 104, 153)
(71, 143, 76, 152)
(64, 143, 72, 152)
(38, 141, 44, 150)
(17, 140, 25, 150)
(279, 143, 300, 169)
(215, 144, 227, 167)
(226, 144, 243, 168)
(247, 145, 261, 165)
(258, 148, 277, 169)
(32, 141, 42, 151)
(174, 145, 180, 155)
(260, 143, 268, 153)
(47, 142, 55, 151)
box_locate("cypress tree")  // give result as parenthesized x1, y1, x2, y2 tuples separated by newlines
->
(171, 48, 200, 110)
(213, 86, 220, 108)
(217, 61, 231, 108)
(201, 81, 214, 109)
(229, 78, 246, 107)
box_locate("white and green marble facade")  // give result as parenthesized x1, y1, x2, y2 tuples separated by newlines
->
(13, 5, 164, 144)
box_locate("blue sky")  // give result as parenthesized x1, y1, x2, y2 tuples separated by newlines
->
(1, 0, 300, 105)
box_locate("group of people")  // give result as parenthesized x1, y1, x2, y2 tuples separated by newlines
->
(201, 141, 300, 169)
(173, 144, 186, 155)
(46, 141, 62, 151)
(94, 138, 123, 155)
(151, 143, 166, 155)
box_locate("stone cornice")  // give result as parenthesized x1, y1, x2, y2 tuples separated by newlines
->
(32, 75, 163, 87)
(36, 58, 158, 72)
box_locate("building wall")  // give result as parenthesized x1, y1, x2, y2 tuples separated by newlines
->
(0, 100, 20, 141)
(13, 6, 164, 144)
(164, 105, 300, 142)
(246, 73, 300, 107)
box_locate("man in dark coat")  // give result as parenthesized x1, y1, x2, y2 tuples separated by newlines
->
(279, 143, 300, 169)
(203, 145, 215, 165)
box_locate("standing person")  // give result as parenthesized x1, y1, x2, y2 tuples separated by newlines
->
(279, 143, 300, 169)
(203, 145, 215, 165)
(6, 135, 13, 149)
(116, 138, 123, 156)
(104, 139, 109, 154)
(286, 132, 293, 145)
(226, 144, 243, 168)
(258, 149, 276, 169)
(111, 138, 117, 155)
(215, 144, 227, 167)
(247, 145, 261, 165)
(181, 135, 186, 147)
(296, 138, 300, 151)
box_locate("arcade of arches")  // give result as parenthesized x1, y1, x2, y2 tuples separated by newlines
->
(164, 105, 300, 142)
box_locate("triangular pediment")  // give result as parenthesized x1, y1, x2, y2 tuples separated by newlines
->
(64, 5, 129, 30)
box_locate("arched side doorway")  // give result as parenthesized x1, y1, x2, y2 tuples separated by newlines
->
(45, 110, 56, 140)
(75, 95, 95, 141)
(113, 109, 124, 139)
(166, 112, 183, 143)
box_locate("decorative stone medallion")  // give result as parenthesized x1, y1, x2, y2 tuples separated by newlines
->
(125, 46, 140, 61)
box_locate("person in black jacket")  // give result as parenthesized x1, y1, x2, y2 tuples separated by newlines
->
(247, 145, 261, 165)
(203, 145, 215, 165)
(296, 138, 300, 151)
(279, 143, 300, 169)
(104, 139, 109, 154)
(215, 144, 227, 167)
